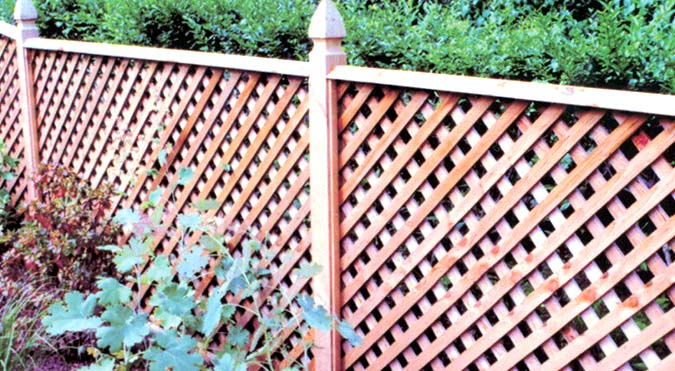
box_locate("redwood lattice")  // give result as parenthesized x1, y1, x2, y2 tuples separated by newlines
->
(0, 34, 26, 204)
(337, 82, 675, 371)
(32, 49, 314, 368)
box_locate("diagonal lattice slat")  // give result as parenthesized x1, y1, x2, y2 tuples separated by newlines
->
(337, 81, 675, 371)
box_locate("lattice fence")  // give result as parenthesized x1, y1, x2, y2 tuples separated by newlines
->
(337, 82, 675, 371)
(0, 34, 26, 204)
(31, 49, 314, 368)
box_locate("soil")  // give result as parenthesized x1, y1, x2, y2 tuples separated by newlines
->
(31, 354, 85, 371)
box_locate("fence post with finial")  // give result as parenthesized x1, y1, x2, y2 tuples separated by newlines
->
(14, 0, 40, 200)
(308, 0, 347, 370)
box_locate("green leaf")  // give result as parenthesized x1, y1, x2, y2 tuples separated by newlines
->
(292, 262, 322, 279)
(43, 292, 102, 335)
(177, 245, 209, 280)
(149, 283, 195, 328)
(148, 188, 163, 207)
(214, 353, 247, 371)
(77, 358, 115, 371)
(221, 163, 233, 173)
(96, 305, 149, 352)
(177, 167, 194, 185)
(192, 198, 220, 211)
(145, 331, 203, 371)
(158, 149, 168, 166)
(96, 278, 132, 306)
(142, 255, 173, 285)
(113, 237, 150, 273)
(177, 212, 203, 232)
(297, 294, 331, 331)
(200, 287, 225, 337)
(227, 325, 250, 348)
(200, 234, 226, 253)
(113, 208, 141, 229)
(337, 319, 362, 347)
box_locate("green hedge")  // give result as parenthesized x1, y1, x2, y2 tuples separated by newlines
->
(2, 0, 675, 94)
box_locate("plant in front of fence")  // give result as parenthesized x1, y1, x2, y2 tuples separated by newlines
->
(42, 168, 360, 371)
(1, 164, 119, 297)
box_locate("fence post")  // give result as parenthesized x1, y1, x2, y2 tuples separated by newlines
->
(308, 0, 346, 369)
(14, 0, 40, 200)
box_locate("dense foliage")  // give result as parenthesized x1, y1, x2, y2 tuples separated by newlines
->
(0, 164, 119, 296)
(43, 168, 359, 371)
(1, 0, 674, 93)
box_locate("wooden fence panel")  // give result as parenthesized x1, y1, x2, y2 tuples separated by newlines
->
(31, 49, 314, 368)
(336, 81, 675, 371)
(0, 34, 27, 204)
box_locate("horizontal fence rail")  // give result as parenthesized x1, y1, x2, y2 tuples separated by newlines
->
(4, 0, 675, 369)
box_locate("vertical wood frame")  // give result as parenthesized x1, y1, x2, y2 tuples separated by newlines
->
(14, 0, 39, 200)
(308, 1, 347, 369)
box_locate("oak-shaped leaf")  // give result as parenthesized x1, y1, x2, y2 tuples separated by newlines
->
(149, 283, 195, 328)
(96, 278, 132, 306)
(43, 292, 102, 335)
(96, 305, 149, 352)
(144, 330, 203, 371)
(113, 236, 151, 273)
(213, 353, 247, 371)
(77, 357, 115, 371)
(297, 294, 331, 331)
(142, 255, 173, 285)
(177, 245, 209, 280)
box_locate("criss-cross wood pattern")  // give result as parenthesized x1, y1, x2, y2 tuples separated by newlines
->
(337, 82, 675, 371)
(0, 34, 26, 204)
(31, 49, 314, 368)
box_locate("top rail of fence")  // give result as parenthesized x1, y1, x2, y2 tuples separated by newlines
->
(0, 21, 17, 39)
(24, 38, 310, 77)
(329, 65, 675, 117)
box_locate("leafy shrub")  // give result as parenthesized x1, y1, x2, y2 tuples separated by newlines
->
(0, 141, 17, 235)
(43, 169, 359, 371)
(2, 0, 674, 92)
(1, 164, 119, 296)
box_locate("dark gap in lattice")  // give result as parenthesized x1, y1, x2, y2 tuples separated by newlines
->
(488, 185, 503, 204)
(398, 244, 411, 260)
(573, 271, 591, 291)
(552, 329, 569, 350)
(469, 285, 483, 300)
(637, 215, 658, 236)
(427, 172, 440, 190)
(471, 160, 486, 179)
(457, 97, 473, 113)
(428, 134, 440, 150)
(540, 174, 557, 196)
(596, 206, 614, 227)
(398, 126, 411, 144)
(410, 301, 424, 320)
(660, 194, 675, 217)
(469, 323, 483, 341)
(471, 245, 485, 261)
(537, 262, 554, 279)
(412, 189, 426, 205)
(519, 279, 535, 297)
(385, 183, 398, 198)
(609, 326, 630, 349)
(613, 281, 633, 302)
(504, 252, 518, 269)
(414, 112, 427, 127)
(532, 345, 549, 364)
(457, 137, 473, 156)
(524, 102, 542, 122)
(412, 227, 425, 244)
(503, 209, 519, 229)
(592, 299, 611, 320)
(372, 198, 383, 213)
(457, 219, 469, 236)
(555, 285, 571, 306)
(516, 319, 533, 337)
(538, 218, 555, 237)
(639, 166, 660, 189)
(594, 253, 613, 273)
(663, 141, 675, 167)
(656, 294, 675, 313)
(575, 224, 594, 245)
(443, 156, 456, 173)
(520, 236, 536, 254)
(514, 360, 529, 371)
(473, 118, 488, 137)
(506, 166, 522, 186)
(487, 226, 501, 244)
(653, 336, 673, 359)
(384, 220, 397, 237)
(456, 298, 468, 315)
(356, 284, 371, 302)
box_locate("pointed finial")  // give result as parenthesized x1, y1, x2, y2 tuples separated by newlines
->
(309, 0, 345, 40)
(14, 0, 38, 22)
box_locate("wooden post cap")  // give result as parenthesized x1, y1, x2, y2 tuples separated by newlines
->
(14, 0, 38, 22)
(309, 0, 345, 40)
